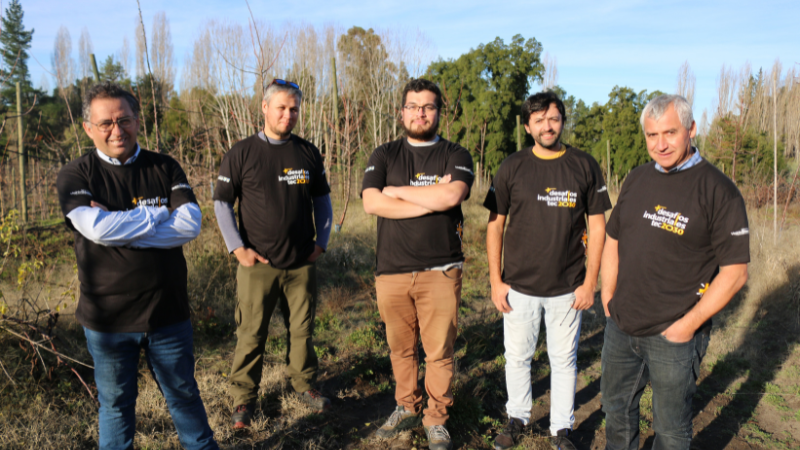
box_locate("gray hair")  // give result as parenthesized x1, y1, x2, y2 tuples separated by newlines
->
(640, 94, 694, 131)
(263, 82, 303, 105)
(82, 81, 140, 123)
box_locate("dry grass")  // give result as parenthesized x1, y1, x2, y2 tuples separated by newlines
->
(0, 188, 799, 449)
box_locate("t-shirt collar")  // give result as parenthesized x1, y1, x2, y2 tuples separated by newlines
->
(406, 135, 440, 147)
(258, 131, 291, 145)
(655, 146, 702, 173)
(96, 144, 141, 166)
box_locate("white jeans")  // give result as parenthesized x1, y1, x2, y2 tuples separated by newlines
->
(503, 288, 581, 435)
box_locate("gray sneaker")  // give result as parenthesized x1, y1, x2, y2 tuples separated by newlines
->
(375, 405, 420, 439)
(424, 424, 452, 450)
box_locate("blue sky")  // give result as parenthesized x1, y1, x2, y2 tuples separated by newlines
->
(25, 0, 799, 119)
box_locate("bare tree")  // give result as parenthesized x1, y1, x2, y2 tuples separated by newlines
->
(784, 67, 800, 160)
(51, 26, 74, 95)
(78, 27, 93, 81)
(151, 11, 175, 94)
(135, 20, 147, 79)
(542, 52, 558, 91)
(119, 36, 131, 80)
(715, 64, 739, 118)
(698, 108, 708, 151)
(676, 60, 696, 108)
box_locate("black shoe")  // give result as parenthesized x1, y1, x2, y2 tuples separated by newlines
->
(494, 417, 525, 449)
(300, 389, 332, 412)
(550, 428, 577, 450)
(424, 424, 453, 450)
(375, 405, 420, 439)
(232, 403, 256, 429)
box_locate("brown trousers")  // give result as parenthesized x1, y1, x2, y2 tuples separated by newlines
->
(375, 267, 462, 426)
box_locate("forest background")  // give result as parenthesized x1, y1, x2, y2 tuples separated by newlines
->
(0, 0, 799, 448)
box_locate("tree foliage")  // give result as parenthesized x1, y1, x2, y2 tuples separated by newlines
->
(427, 34, 544, 175)
(0, 0, 35, 105)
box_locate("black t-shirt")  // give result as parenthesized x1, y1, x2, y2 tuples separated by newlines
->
(361, 138, 475, 275)
(56, 150, 197, 333)
(214, 133, 330, 269)
(484, 145, 612, 297)
(606, 159, 750, 336)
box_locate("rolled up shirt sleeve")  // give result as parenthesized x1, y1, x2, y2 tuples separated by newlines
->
(130, 203, 202, 249)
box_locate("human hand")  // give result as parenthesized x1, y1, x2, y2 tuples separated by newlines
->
(90, 201, 109, 212)
(233, 247, 269, 267)
(573, 284, 596, 311)
(490, 281, 512, 313)
(661, 319, 695, 343)
(307, 245, 324, 262)
(439, 174, 452, 183)
(601, 293, 612, 317)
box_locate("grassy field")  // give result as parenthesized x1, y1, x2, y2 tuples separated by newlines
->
(0, 186, 799, 449)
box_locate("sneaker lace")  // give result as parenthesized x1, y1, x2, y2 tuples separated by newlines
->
(384, 407, 406, 427)
(428, 425, 451, 441)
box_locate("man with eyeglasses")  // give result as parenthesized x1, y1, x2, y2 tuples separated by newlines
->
(56, 82, 218, 449)
(213, 79, 333, 428)
(362, 78, 474, 450)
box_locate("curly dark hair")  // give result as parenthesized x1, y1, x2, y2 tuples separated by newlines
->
(82, 82, 140, 123)
(521, 91, 566, 125)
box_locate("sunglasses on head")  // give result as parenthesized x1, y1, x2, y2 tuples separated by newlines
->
(270, 79, 300, 89)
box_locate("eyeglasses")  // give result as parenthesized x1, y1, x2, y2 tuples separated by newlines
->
(270, 79, 300, 89)
(403, 104, 439, 113)
(87, 116, 138, 133)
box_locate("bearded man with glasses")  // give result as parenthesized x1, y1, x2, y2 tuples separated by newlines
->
(213, 79, 333, 428)
(361, 78, 474, 450)
(56, 82, 218, 450)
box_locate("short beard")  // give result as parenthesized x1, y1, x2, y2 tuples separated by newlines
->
(404, 120, 439, 142)
(532, 130, 563, 150)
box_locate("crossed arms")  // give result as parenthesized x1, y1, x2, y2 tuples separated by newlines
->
(362, 175, 470, 219)
(67, 201, 201, 249)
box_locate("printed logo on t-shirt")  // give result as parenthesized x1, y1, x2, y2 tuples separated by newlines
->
(697, 283, 709, 297)
(70, 189, 92, 197)
(642, 205, 689, 235)
(597, 186, 608, 193)
(731, 228, 749, 236)
(410, 173, 443, 187)
(172, 183, 192, 191)
(279, 168, 311, 185)
(537, 188, 577, 208)
(365, 166, 375, 173)
(456, 221, 463, 249)
(132, 196, 168, 207)
(455, 165, 474, 175)
(218, 175, 231, 183)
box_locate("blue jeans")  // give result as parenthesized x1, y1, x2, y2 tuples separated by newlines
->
(84, 320, 218, 450)
(600, 316, 708, 450)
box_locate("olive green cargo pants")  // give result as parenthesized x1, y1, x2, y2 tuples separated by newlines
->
(229, 261, 318, 407)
